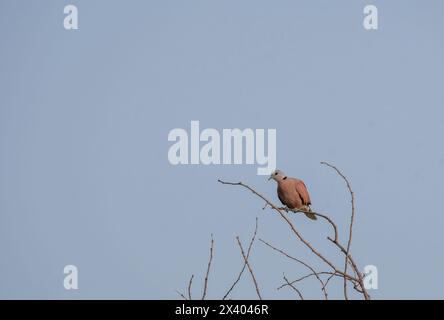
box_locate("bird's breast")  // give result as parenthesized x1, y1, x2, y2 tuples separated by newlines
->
(277, 181, 302, 209)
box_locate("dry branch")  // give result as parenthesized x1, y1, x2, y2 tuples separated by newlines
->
(176, 290, 187, 300)
(320, 161, 357, 300)
(223, 217, 259, 300)
(180, 162, 370, 300)
(259, 238, 328, 299)
(218, 161, 370, 300)
(218, 179, 339, 272)
(188, 274, 194, 300)
(201, 234, 214, 300)
(283, 274, 304, 300)
(236, 236, 262, 300)
(279, 271, 359, 291)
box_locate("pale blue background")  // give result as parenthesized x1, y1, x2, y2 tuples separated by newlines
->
(1, 0, 443, 299)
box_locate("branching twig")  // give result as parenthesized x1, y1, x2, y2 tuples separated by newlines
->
(218, 179, 340, 273)
(323, 273, 336, 293)
(236, 236, 262, 300)
(218, 161, 371, 300)
(326, 236, 369, 299)
(223, 218, 259, 300)
(283, 274, 304, 300)
(321, 161, 357, 300)
(259, 238, 328, 300)
(278, 271, 359, 291)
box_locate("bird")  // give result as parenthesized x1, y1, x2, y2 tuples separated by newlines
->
(268, 169, 317, 220)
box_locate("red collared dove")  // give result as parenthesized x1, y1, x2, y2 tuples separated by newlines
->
(268, 170, 317, 220)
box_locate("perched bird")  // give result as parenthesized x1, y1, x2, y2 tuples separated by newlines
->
(268, 169, 317, 220)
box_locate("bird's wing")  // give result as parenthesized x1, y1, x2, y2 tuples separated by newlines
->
(277, 187, 286, 206)
(294, 179, 311, 206)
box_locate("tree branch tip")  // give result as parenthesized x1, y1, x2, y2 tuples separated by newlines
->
(214, 162, 370, 300)
(218, 179, 242, 185)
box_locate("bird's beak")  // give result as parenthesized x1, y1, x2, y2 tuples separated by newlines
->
(268, 176, 272, 181)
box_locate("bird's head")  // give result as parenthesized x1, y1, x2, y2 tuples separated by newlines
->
(268, 169, 287, 182)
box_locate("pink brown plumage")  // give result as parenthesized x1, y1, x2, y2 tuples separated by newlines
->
(268, 169, 317, 220)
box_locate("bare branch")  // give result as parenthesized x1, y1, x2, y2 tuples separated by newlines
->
(213, 162, 370, 300)
(201, 234, 214, 300)
(218, 179, 340, 273)
(277, 272, 328, 289)
(223, 217, 258, 300)
(281, 207, 338, 243)
(176, 290, 188, 300)
(236, 236, 262, 300)
(259, 238, 328, 300)
(279, 271, 359, 291)
(321, 161, 356, 300)
(283, 274, 304, 300)
(187, 274, 194, 300)
(322, 273, 336, 296)
(327, 236, 370, 299)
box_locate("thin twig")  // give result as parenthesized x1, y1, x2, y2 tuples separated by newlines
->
(277, 272, 325, 289)
(327, 236, 369, 299)
(187, 274, 194, 300)
(201, 234, 214, 300)
(259, 238, 328, 300)
(281, 207, 339, 242)
(279, 271, 359, 291)
(223, 218, 258, 300)
(321, 161, 356, 300)
(283, 274, 304, 300)
(176, 290, 188, 300)
(236, 236, 262, 300)
(217, 161, 370, 300)
(323, 273, 336, 294)
(218, 180, 339, 273)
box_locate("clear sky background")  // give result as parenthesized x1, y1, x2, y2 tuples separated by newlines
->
(1, 0, 443, 299)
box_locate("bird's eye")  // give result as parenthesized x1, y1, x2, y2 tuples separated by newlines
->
(275, 172, 278, 175)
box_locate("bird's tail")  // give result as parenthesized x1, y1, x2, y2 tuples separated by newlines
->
(304, 206, 317, 220)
